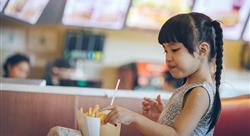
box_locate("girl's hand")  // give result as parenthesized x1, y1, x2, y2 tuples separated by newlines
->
(142, 95, 163, 121)
(101, 105, 137, 126)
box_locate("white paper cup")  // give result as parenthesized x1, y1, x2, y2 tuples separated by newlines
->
(77, 110, 121, 136)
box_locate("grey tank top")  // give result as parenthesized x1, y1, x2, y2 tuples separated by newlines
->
(158, 82, 215, 136)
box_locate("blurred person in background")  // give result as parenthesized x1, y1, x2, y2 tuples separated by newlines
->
(43, 59, 75, 86)
(3, 53, 31, 79)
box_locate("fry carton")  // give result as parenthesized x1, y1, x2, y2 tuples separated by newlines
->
(77, 105, 121, 136)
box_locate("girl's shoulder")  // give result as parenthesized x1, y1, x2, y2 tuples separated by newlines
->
(166, 81, 215, 105)
(173, 82, 215, 99)
(182, 82, 216, 109)
(177, 81, 216, 97)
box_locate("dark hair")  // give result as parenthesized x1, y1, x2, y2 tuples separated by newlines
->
(52, 59, 74, 68)
(158, 12, 223, 133)
(43, 59, 75, 85)
(3, 53, 30, 77)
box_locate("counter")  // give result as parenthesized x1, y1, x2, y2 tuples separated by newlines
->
(1, 83, 171, 136)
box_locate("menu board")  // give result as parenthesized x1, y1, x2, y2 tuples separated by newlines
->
(126, 0, 193, 30)
(4, 0, 49, 24)
(0, 0, 8, 12)
(193, 0, 250, 40)
(243, 18, 249, 42)
(62, 0, 130, 30)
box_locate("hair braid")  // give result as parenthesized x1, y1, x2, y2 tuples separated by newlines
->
(207, 20, 223, 133)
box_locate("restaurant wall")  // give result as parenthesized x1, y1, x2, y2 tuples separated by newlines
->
(223, 41, 249, 70)
(0, 18, 247, 80)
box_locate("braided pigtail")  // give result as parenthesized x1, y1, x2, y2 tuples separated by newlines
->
(207, 20, 223, 133)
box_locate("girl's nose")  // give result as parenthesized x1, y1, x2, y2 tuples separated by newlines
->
(166, 54, 173, 62)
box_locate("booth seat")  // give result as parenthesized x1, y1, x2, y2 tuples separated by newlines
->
(214, 95, 250, 136)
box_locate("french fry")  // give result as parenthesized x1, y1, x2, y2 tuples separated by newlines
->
(84, 112, 89, 116)
(98, 113, 107, 125)
(80, 107, 83, 113)
(82, 105, 107, 125)
(92, 105, 100, 117)
(88, 107, 93, 117)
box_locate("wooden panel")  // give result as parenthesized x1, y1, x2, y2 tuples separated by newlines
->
(0, 91, 75, 136)
(1, 91, 145, 136)
(78, 95, 143, 136)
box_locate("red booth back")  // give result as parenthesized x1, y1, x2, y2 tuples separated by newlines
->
(214, 95, 250, 136)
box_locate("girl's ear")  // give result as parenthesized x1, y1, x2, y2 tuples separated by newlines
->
(198, 42, 209, 57)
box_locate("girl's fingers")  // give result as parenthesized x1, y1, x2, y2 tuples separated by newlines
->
(100, 105, 115, 112)
(108, 114, 119, 126)
(142, 101, 150, 106)
(142, 106, 151, 111)
(104, 109, 117, 123)
(142, 106, 150, 111)
(147, 105, 151, 109)
(142, 100, 154, 108)
(156, 95, 163, 105)
(143, 98, 155, 103)
(142, 100, 155, 108)
(143, 98, 159, 109)
(142, 101, 150, 108)
(152, 101, 161, 110)
(143, 96, 163, 113)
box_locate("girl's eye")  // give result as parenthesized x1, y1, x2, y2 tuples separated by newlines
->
(172, 48, 180, 52)
(163, 50, 168, 54)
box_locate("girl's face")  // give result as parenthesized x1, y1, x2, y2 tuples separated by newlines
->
(9, 61, 30, 79)
(163, 42, 201, 79)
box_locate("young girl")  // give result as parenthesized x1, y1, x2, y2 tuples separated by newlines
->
(102, 12, 223, 136)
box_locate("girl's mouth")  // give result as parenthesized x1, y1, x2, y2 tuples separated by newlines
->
(168, 65, 176, 70)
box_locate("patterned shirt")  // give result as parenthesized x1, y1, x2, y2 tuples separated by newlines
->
(158, 82, 216, 136)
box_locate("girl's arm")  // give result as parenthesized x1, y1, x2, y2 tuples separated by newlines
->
(103, 87, 209, 136)
(132, 113, 178, 136)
